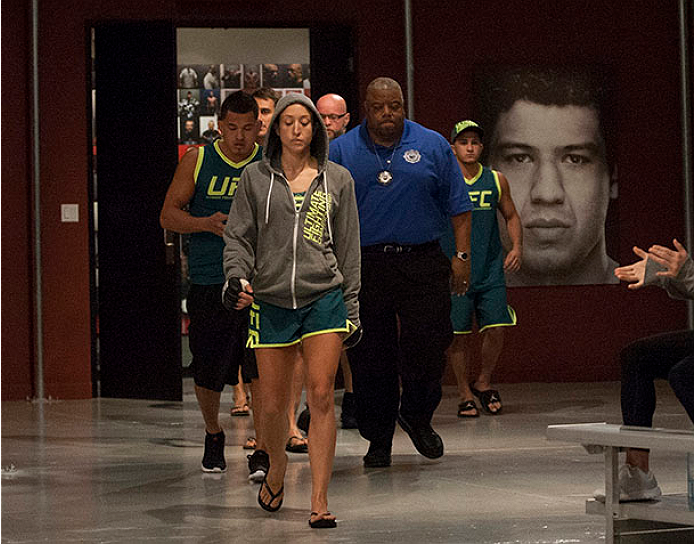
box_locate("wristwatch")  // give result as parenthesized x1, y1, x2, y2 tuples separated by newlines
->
(455, 251, 469, 261)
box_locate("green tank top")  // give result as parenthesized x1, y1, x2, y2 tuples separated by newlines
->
(188, 140, 261, 284)
(440, 165, 505, 291)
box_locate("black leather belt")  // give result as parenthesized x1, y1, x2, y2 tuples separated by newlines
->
(361, 241, 439, 254)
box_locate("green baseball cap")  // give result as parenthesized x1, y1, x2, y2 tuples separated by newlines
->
(450, 120, 484, 142)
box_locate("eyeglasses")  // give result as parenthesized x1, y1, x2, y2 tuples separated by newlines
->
(320, 113, 348, 122)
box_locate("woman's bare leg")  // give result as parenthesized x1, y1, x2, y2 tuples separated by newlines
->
(302, 333, 342, 520)
(287, 350, 308, 448)
(255, 346, 298, 507)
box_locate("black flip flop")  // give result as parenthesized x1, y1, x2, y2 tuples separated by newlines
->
(258, 475, 284, 512)
(470, 386, 502, 415)
(309, 512, 337, 529)
(285, 435, 308, 454)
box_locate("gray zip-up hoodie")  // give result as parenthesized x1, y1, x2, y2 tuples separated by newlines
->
(223, 93, 360, 328)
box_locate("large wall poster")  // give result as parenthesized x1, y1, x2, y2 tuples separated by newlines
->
(474, 65, 619, 287)
(176, 62, 310, 147)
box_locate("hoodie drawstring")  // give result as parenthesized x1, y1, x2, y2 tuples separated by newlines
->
(265, 172, 274, 225)
(323, 171, 333, 244)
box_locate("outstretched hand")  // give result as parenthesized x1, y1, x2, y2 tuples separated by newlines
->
(649, 238, 688, 279)
(614, 246, 648, 289)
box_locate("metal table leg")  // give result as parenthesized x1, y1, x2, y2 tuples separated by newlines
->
(604, 446, 619, 544)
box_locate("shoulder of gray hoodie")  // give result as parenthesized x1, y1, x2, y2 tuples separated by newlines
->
(223, 93, 361, 328)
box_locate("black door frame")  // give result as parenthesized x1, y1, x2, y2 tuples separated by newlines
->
(90, 20, 182, 401)
(88, 21, 358, 400)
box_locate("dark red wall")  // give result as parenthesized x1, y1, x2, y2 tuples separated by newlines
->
(2, 0, 34, 400)
(2, 0, 689, 399)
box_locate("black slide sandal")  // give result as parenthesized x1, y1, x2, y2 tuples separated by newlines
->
(471, 386, 502, 415)
(457, 399, 480, 418)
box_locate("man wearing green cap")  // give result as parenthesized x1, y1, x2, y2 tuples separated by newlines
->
(442, 120, 522, 417)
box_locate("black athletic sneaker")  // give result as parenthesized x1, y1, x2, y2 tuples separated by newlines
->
(247, 449, 269, 483)
(201, 430, 227, 473)
(340, 392, 358, 429)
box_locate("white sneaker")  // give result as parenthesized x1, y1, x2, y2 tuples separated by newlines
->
(594, 464, 662, 502)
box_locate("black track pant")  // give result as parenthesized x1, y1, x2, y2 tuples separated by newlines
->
(621, 330, 694, 427)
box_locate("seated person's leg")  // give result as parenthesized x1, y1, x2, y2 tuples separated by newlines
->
(667, 352, 694, 423)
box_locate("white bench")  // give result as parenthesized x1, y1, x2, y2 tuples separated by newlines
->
(546, 422, 694, 543)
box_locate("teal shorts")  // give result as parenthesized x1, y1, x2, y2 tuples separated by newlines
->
(247, 289, 350, 348)
(451, 286, 517, 334)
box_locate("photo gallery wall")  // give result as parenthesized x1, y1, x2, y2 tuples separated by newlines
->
(177, 63, 311, 145)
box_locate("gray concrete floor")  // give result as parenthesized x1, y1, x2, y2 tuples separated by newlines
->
(2, 380, 692, 543)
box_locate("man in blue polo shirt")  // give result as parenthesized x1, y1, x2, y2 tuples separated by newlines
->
(330, 77, 472, 467)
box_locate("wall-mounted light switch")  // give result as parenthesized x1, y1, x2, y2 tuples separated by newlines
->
(61, 204, 79, 223)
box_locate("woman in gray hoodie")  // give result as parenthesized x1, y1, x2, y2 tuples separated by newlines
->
(223, 93, 361, 528)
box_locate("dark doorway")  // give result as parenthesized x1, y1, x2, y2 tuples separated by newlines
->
(310, 26, 359, 126)
(92, 21, 182, 400)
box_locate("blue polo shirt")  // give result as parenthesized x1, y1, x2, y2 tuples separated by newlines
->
(330, 119, 471, 246)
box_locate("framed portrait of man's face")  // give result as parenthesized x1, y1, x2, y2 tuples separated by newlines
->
(474, 65, 619, 286)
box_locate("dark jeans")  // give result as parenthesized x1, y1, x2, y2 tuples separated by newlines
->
(621, 330, 694, 428)
(348, 245, 453, 447)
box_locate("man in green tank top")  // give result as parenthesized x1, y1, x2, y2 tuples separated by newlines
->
(443, 121, 523, 417)
(160, 91, 262, 474)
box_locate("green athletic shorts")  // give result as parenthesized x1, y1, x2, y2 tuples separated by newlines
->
(451, 285, 517, 334)
(247, 288, 350, 348)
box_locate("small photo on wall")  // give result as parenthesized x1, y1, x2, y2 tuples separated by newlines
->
(283, 63, 310, 89)
(201, 65, 221, 90)
(199, 115, 220, 144)
(242, 64, 261, 93)
(202, 89, 220, 115)
(180, 117, 200, 145)
(178, 65, 201, 89)
(262, 64, 282, 88)
(178, 89, 200, 119)
(221, 64, 241, 88)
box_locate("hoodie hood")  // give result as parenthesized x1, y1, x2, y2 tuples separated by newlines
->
(263, 93, 330, 176)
